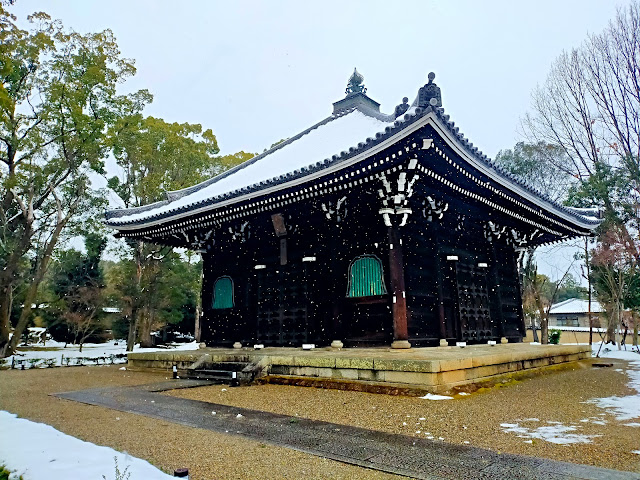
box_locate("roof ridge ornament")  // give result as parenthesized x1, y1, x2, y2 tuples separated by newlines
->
(417, 72, 442, 108)
(345, 68, 366, 96)
(394, 97, 410, 119)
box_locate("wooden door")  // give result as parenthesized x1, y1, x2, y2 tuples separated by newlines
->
(255, 263, 309, 346)
(454, 261, 492, 342)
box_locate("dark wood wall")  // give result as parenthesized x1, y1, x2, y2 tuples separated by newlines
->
(200, 175, 525, 348)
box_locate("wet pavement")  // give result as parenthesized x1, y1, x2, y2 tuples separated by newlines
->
(54, 380, 640, 480)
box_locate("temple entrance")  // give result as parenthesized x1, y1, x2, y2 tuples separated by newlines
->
(255, 263, 309, 346)
(454, 260, 493, 342)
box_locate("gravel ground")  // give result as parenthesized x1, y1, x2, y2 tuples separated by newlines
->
(0, 366, 398, 479)
(168, 359, 640, 474)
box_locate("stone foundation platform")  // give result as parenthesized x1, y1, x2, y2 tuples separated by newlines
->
(127, 343, 591, 394)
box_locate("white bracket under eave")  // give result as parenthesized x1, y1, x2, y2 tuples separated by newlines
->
(422, 138, 434, 150)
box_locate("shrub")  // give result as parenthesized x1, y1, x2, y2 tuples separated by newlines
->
(102, 457, 130, 480)
(0, 464, 23, 480)
(548, 329, 561, 344)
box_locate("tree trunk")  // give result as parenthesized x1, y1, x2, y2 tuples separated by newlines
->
(126, 240, 145, 352)
(0, 297, 11, 357)
(531, 317, 539, 343)
(605, 304, 617, 344)
(540, 315, 549, 345)
(138, 311, 154, 348)
(194, 295, 202, 343)
(126, 312, 138, 352)
(0, 226, 34, 357)
(6, 223, 63, 356)
(615, 302, 622, 351)
(6, 277, 43, 356)
(536, 294, 548, 345)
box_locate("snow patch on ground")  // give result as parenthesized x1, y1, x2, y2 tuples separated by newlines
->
(0, 411, 174, 479)
(592, 342, 640, 361)
(587, 361, 640, 422)
(500, 421, 601, 445)
(579, 416, 607, 425)
(584, 343, 640, 422)
(5, 340, 199, 368)
(419, 393, 453, 401)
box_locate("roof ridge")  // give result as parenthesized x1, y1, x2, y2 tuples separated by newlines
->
(167, 110, 352, 201)
(105, 98, 601, 229)
(105, 110, 357, 221)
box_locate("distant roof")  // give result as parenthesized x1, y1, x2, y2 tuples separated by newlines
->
(549, 298, 604, 315)
(105, 71, 602, 234)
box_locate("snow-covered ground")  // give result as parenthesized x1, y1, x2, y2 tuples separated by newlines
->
(0, 411, 174, 479)
(500, 342, 640, 450)
(3, 338, 199, 368)
(587, 343, 640, 425)
(500, 419, 602, 445)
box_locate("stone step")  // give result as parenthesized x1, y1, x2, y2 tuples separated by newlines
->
(184, 361, 255, 384)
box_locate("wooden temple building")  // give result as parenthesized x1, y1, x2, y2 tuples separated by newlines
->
(106, 70, 600, 349)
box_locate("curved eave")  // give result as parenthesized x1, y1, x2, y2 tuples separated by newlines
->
(106, 107, 600, 234)
(425, 114, 600, 234)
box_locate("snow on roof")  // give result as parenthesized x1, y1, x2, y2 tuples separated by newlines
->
(108, 109, 392, 225)
(104, 73, 602, 233)
(549, 298, 604, 315)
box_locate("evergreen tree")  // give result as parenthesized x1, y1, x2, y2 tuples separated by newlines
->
(46, 234, 107, 350)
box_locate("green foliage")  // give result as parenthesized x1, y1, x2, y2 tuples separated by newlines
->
(555, 274, 587, 303)
(216, 150, 255, 173)
(44, 234, 107, 343)
(268, 138, 288, 150)
(494, 142, 574, 203)
(102, 457, 130, 480)
(565, 163, 631, 226)
(1, 5, 150, 355)
(106, 251, 201, 338)
(0, 464, 23, 480)
(108, 115, 221, 207)
(625, 271, 640, 311)
(548, 329, 561, 344)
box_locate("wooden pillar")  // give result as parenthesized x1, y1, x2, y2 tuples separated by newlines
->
(511, 248, 526, 339)
(489, 242, 506, 340)
(328, 225, 344, 348)
(388, 227, 410, 349)
(431, 228, 449, 347)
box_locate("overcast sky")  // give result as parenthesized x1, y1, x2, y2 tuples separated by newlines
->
(11, 0, 626, 157)
(10, 0, 625, 281)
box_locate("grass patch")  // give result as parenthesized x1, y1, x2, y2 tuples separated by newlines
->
(0, 464, 23, 480)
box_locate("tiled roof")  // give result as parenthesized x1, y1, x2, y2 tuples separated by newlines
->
(549, 298, 604, 314)
(105, 82, 602, 231)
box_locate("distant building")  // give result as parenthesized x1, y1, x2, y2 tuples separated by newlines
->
(548, 298, 602, 328)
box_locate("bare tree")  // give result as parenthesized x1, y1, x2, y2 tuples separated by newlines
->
(591, 225, 639, 350)
(523, 2, 640, 228)
(520, 250, 574, 344)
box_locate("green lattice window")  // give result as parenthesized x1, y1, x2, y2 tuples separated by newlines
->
(347, 255, 387, 297)
(212, 276, 234, 309)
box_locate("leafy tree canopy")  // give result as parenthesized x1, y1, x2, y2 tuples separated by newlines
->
(494, 142, 575, 203)
(1, 5, 150, 355)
